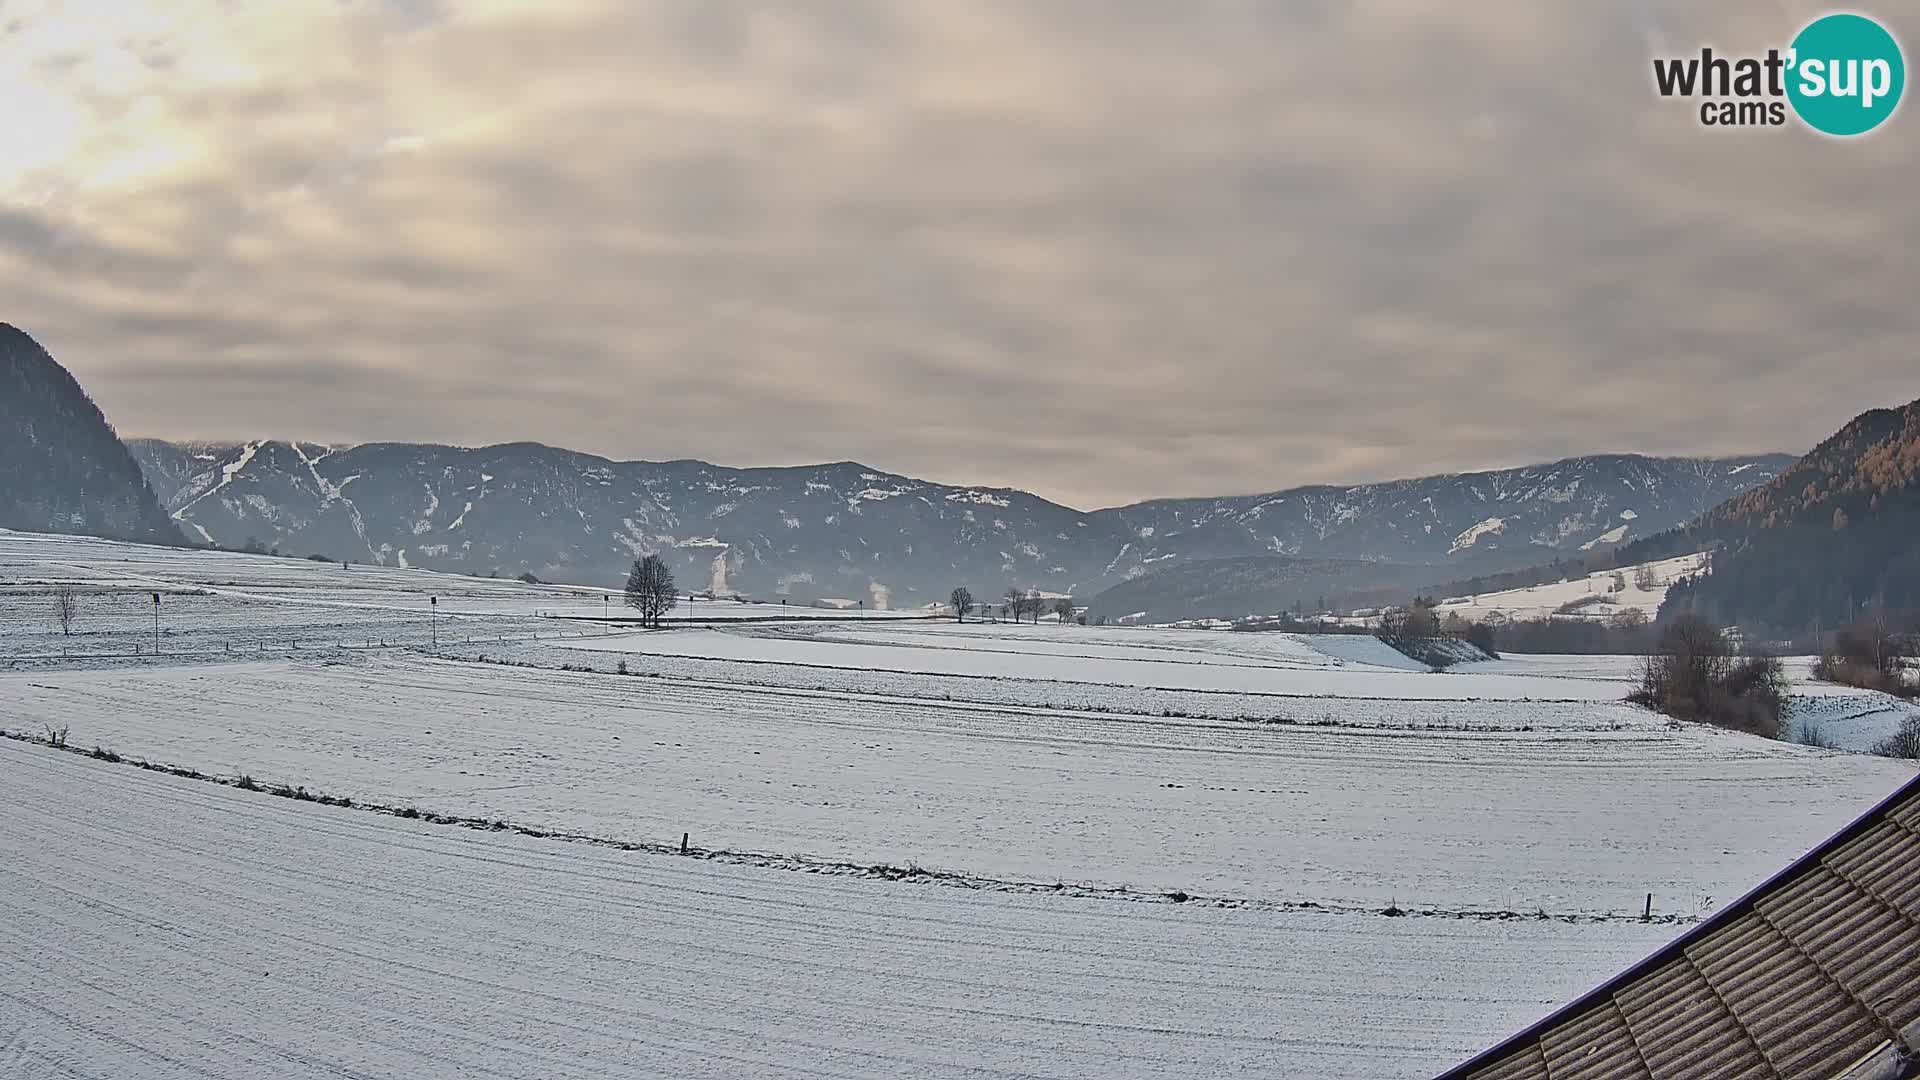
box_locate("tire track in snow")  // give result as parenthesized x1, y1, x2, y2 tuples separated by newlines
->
(1, 739, 1679, 1079)
(3, 655, 1902, 915)
(0, 730, 1686, 926)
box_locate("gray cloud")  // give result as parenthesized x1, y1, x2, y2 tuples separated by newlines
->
(3, 0, 1917, 508)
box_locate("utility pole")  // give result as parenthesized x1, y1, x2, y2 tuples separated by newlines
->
(430, 595, 437, 651)
(604, 594, 610, 634)
(151, 592, 161, 654)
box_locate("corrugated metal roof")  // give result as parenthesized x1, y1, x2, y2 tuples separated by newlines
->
(1436, 772, 1920, 1080)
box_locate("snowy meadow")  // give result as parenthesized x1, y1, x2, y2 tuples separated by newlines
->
(2, 530, 1914, 1078)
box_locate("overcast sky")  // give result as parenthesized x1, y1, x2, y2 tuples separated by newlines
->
(3, 1, 1917, 509)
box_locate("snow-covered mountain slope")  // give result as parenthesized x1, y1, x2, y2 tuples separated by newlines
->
(1092, 453, 1791, 566)
(127, 439, 1788, 605)
(1432, 553, 1709, 623)
(130, 440, 1099, 604)
(1082, 555, 1437, 624)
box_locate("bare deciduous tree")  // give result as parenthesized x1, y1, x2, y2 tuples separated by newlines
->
(950, 587, 973, 622)
(1867, 606, 1896, 677)
(1873, 716, 1920, 759)
(54, 588, 78, 636)
(1633, 564, 1659, 591)
(624, 555, 678, 628)
(1646, 612, 1730, 703)
(1610, 607, 1650, 632)
(1379, 596, 1441, 645)
(1004, 587, 1024, 624)
(1052, 597, 1074, 624)
(1629, 612, 1787, 737)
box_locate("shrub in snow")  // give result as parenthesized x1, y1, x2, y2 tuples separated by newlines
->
(1872, 716, 1920, 759)
(1628, 614, 1787, 739)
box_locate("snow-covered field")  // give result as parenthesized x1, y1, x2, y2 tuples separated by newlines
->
(1433, 552, 1708, 623)
(1460, 653, 1920, 751)
(3, 531, 1916, 1078)
(5, 654, 1909, 914)
(1785, 688, 1920, 752)
(513, 637, 1653, 729)
(0, 740, 1681, 1080)
(0, 531, 929, 662)
(560, 623, 1628, 701)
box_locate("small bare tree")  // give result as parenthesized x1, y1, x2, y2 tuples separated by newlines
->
(950, 587, 973, 622)
(1004, 587, 1024, 623)
(54, 588, 78, 636)
(624, 555, 678, 628)
(1633, 564, 1659, 591)
(1873, 716, 1920, 759)
(1867, 607, 1896, 678)
(1052, 597, 1074, 624)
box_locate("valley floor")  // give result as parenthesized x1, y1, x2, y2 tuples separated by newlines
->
(2, 530, 1915, 1078)
(3, 655, 1908, 913)
(0, 740, 1677, 1080)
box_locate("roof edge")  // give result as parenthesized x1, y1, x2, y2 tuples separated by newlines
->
(1433, 767, 1920, 1079)
(1834, 1016, 1920, 1080)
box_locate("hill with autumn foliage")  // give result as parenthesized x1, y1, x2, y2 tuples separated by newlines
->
(1658, 396, 1920, 637)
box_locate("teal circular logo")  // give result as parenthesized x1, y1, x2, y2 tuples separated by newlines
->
(1787, 13, 1905, 135)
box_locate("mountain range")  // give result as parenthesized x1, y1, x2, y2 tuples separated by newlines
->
(0, 322, 1803, 613)
(126, 435, 1791, 608)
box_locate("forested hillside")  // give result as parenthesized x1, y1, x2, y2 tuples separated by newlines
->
(0, 324, 181, 544)
(1662, 397, 1920, 636)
